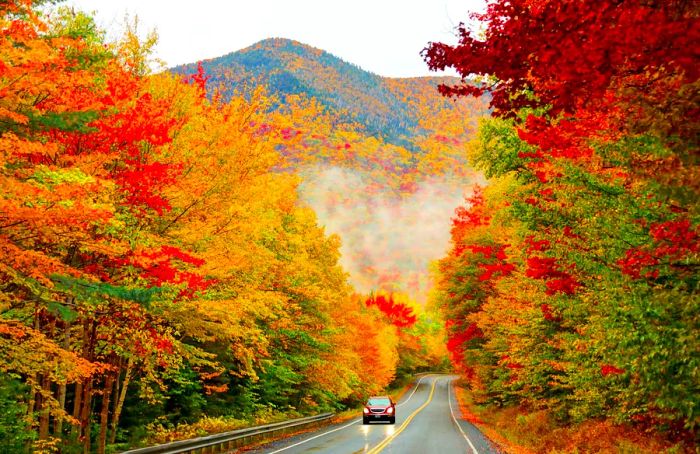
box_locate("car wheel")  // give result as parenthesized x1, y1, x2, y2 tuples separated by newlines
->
(362, 417, 368, 425)
(389, 417, 395, 424)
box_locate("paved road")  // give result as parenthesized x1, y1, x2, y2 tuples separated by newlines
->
(243, 375, 501, 454)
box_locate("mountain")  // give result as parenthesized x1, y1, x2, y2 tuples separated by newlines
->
(171, 38, 471, 146)
(171, 38, 489, 302)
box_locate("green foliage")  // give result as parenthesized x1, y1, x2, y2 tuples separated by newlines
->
(27, 110, 100, 134)
(52, 276, 164, 307)
(468, 116, 532, 179)
(0, 375, 34, 453)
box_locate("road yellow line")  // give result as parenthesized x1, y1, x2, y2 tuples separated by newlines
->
(367, 377, 440, 454)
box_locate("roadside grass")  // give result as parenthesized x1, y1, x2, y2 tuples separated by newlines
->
(452, 379, 692, 454)
(142, 409, 302, 445)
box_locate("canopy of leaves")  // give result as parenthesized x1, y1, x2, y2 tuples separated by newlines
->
(427, 0, 699, 445)
(0, 3, 450, 452)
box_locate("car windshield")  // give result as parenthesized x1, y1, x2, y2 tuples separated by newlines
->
(367, 397, 391, 406)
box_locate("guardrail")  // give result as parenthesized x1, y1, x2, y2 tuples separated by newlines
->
(120, 412, 335, 454)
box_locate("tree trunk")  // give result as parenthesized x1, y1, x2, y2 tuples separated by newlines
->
(38, 374, 52, 440)
(26, 306, 41, 418)
(71, 382, 83, 439)
(38, 320, 56, 440)
(109, 357, 133, 445)
(97, 373, 115, 454)
(55, 321, 71, 436)
(71, 319, 87, 439)
(80, 319, 96, 454)
(27, 376, 37, 418)
(80, 378, 93, 454)
(108, 365, 120, 445)
(55, 383, 67, 435)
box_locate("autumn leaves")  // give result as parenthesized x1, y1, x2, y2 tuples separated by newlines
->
(0, 2, 443, 452)
(426, 0, 698, 442)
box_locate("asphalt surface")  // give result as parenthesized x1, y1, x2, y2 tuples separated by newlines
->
(242, 375, 501, 454)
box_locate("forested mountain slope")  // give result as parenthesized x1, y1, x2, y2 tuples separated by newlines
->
(173, 37, 473, 146)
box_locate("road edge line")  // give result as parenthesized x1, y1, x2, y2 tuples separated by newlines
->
(448, 378, 480, 454)
(266, 418, 360, 454)
(397, 374, 429, 407)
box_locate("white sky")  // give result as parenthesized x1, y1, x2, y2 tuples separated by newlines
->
(61, 0, 485, 78)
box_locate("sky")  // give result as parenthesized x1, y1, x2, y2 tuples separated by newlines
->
(62, 0, 486, 78)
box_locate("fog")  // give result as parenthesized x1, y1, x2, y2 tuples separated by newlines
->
(299, 165, 480, 302)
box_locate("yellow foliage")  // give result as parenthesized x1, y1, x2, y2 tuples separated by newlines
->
(144, 416, 247, 444)
(0, 320, 100, 383)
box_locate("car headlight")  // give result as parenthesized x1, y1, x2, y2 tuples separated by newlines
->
(363, 408, 370, 414)
(387, 407, 394, 414)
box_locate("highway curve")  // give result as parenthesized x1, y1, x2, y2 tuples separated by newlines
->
(243, 375, 501, 454)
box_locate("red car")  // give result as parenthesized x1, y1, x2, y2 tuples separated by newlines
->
(362, 396, 396, 424)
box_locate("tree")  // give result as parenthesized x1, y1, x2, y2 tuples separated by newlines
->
(425, 0, 699, 439)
